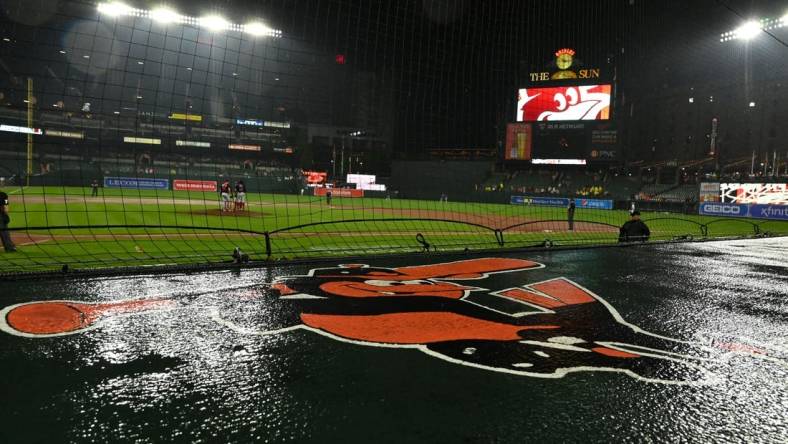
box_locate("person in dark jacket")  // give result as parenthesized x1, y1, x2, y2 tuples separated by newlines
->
(0, 191, 16, 252)
(567, 200, 576, 231)
(618, 210, 650, 243)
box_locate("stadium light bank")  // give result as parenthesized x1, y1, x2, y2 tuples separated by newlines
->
(719, 13, 787, 42)
(97, 2, 282, 37)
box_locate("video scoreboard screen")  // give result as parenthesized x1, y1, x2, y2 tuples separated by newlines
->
(516, 84, 611, 122)
(720, 183, 788, 205)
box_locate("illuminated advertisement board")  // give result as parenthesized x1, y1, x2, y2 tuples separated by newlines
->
(235, 119, 290, 128)
(720, 183, 788, 205)
(303, 171, 327, 187)
(169, 113, 202, 122)
(531, 159, 587, 165)
(176, 140, 210, 148)
(516, 84, 611, 122)
(0, 124, 42, 135)
(347, 174, 386, 191)
(529, 48, 603, 83)
(45, 130, 83, 139)
(236, 119, 263, 126)
(505, 123, 532, 160)
(228, 144, 261, 151)
(264, 121, 290, 128)
(699, 182, 721, 202)
(123, 137, 161, 145)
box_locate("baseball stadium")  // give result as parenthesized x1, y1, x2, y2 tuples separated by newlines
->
(1, 1, 787, 442)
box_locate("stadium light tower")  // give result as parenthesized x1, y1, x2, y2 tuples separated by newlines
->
(96, 2, 281, 37)
(736, 21, 762, 40)
(244, 22, 272, 37)
(720, 14, 788, 42)
(200, 15, 230, 32)
(97, 2, 133, 17)
(149, 7, 181, 24)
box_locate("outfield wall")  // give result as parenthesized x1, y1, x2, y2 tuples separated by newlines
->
(699, 202, 788, 221)
(26, 170, 302, 194)
(390, 161, 493, 200)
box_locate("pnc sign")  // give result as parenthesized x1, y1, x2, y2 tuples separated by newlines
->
(530, 48, 601, 82)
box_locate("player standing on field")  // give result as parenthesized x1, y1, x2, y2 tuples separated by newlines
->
(234, 180, 246, 211)
(0, 191, 16, 252)
(220, 179, 232, 212)
(567, 200, 576, 231)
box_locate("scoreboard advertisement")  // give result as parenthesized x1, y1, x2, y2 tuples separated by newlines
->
(504, 123, 532, 160)
(506, 121, 618, 164)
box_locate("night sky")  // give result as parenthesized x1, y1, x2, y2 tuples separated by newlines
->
(0, 0, 785, 161)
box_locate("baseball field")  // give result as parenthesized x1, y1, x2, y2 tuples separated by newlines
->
(1, 185, 787, 275)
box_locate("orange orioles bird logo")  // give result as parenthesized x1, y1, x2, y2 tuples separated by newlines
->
(0, 258, 781, 384)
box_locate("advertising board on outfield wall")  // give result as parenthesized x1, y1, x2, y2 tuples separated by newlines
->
(104, 177, 169, 190)
(574, 198, 614, 210)
(511, 196, 569, 206)
(511, 196, 613, 210)
(314, 187, 364, 198)
(698, 202, 788, 220)
(173, 180, 217, 192)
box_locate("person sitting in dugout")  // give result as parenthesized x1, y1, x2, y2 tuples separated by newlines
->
(618, 210, 650, 243)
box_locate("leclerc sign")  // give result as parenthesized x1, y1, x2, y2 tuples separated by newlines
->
(104, 177, 169, 190)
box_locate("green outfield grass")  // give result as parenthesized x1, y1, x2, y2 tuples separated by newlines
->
(1, 185, 786, 275)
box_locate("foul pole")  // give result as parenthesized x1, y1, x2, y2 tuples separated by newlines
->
(26, 77, 33, 186)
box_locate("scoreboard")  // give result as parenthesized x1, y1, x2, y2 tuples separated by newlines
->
(506, 49, 618, 164)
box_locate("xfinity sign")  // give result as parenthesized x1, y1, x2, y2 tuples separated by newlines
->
(750, 204, 788, 221)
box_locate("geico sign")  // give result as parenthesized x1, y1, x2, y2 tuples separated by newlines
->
(703, 204, 742, 214)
